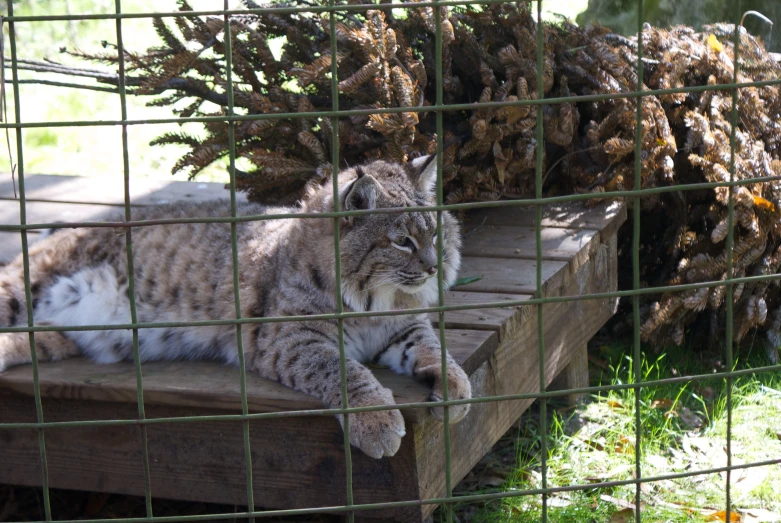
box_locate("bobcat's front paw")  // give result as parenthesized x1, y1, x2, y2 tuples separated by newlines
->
(418, 362, 472, 423)
(339, 386, 406, 459)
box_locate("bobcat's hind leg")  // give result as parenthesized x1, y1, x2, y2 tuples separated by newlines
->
(0, 332, 81, 372)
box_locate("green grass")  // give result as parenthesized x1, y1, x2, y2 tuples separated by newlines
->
(445, 339, 781, 523)
(0, 0, 232, 184)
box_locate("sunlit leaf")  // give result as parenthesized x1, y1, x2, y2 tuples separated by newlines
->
(707, 34, 724, 52)
(452, 276, 483, 287)
(704, 509, 741, 522)
(614, 434, 634, 454)
(753, 195, 776, 213)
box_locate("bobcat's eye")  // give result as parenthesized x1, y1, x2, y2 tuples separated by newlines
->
(392, 236, 418, 252)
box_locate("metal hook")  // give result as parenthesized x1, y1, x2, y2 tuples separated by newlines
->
(741, 10, 774, 45)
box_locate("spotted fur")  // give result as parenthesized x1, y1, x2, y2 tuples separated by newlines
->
(0, 156, 471, 458)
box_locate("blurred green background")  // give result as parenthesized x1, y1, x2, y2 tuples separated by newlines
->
(0, 0, 232, 183)
(578, 0, 779, 51)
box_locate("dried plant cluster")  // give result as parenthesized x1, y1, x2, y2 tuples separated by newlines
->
(69, 1, 781, 354)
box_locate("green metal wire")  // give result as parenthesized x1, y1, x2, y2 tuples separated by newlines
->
(327, 0, 356, 519)
(632, 0, 644, 520)
(2, 457, 780, 523)
(6, 3, 52, 520)
(533, 1, 548, 521)
(4, 270, 781, 335)
(2, 78, 780, 130)
(2, 1, 780, 521)
(3, 173, 780, 236)
(724, 3, 743, 521)
(221, 5, 256, 518)
(433, 4, 454, 523)
(8, 78, 120, 92)
(2, 361, 780, 432)
(113, 0, 153, 515)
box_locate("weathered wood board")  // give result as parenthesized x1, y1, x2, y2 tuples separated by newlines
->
(0, 174, 247, 206)
(0, 328, 496, 422)
(0, 174, 627, 522)
(0, 174, 246, 265)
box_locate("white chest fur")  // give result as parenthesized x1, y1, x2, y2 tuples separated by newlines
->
(342, 315, 421, 363)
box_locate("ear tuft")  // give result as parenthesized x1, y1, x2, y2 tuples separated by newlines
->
(407, 154, 438, 193)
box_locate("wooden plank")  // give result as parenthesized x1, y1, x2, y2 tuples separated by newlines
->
(461, 224, 598, 261)
(464, 199, 626, 237)
(0, 174, 244, 229)
(0, 200, 122, 227)
(0, 174, 244, 206)
(0, 332, 499, 523)
(456, 256, 567, 295)
(430, 291, 529, 339)
(548, 343, 590, 405)
(445, 328, 499, 375)
(0, 199, 242, 227)
(0, 396, 424, 522)
(0, 329, 496, 420)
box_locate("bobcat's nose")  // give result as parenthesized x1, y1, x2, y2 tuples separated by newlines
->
(426, 266, 438, 276)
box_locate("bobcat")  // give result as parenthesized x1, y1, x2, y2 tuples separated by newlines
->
(0, 156, 472, 459)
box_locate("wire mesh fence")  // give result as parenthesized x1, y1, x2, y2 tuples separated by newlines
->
(1, 1, 781, 522)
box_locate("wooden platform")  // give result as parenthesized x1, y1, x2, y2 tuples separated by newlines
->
(0, 174, 626, 522)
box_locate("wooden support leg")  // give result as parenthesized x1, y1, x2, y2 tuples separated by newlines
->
(548, 343, 590, 405)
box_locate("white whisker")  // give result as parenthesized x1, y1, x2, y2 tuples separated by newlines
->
(376, 281, 402, 303)
(363, 276, 399, 292)
(347, 269, 395, 277)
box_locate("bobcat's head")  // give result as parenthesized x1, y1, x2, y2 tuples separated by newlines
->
(307, 156, 461, 312)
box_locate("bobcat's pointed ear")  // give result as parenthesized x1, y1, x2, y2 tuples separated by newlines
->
(407, 154, 439, 193)
(342, 166, 380, 224)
